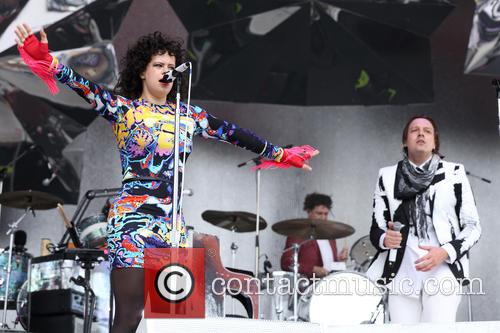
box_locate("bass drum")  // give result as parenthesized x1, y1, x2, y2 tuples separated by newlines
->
(298, 271, 384, 325)
(16, 280, 28, 330)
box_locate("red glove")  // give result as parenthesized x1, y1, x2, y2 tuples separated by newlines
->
(252, 145, 318, 170)
(279, 146, 315, 168)
(22, 34, 52, 63)
(18, 33, 59, 94)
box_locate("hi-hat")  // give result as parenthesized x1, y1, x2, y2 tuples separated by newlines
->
(202, 210, 267, 232)
(272, 218, 355, 239)
(0, 190, 63, 210)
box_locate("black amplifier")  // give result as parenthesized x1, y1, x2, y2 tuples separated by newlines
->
(30, 289, 86, 316)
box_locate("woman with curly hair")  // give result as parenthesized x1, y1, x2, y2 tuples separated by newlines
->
(14, 23, 318, 332)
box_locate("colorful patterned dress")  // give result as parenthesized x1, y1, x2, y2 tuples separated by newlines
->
(55, 64, 282, 268)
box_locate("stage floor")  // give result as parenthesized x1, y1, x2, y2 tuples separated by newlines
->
(140, 318, 500, 333)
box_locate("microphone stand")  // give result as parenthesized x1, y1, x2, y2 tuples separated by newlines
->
(171, 75, 182, 247)
(237, 156, 264, 277)
(238, 144, 293, 277)
(466, 171, 491, 184)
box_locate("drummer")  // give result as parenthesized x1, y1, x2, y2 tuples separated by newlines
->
(280, 193, 349, 278)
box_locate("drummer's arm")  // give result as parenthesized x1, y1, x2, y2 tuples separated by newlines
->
(312, 266, 329, 278)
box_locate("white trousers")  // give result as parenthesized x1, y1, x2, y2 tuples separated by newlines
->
(388, 292, 461, 323)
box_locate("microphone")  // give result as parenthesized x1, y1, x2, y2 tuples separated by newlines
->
(14, 230, 27, 252)
(388, 221, 405, 264)
(41, 154, 57, 186)
(159, 62, 191, 83)
(42, 173, 57, 186)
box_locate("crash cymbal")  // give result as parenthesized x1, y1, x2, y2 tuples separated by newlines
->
(0, 190, 63, 210)
(202, 210, 267, 232)
(272, 218, 355, 239)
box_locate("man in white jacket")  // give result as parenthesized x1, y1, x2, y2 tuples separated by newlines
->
(367, 115, 481, 323)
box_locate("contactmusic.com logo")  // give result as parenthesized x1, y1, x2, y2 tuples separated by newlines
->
(144, 248, 205, 318)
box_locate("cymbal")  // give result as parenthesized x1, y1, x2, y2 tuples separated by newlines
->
(0, 190, 63, 210)
(202, 210, 267, 232)
(272, 218, 355, 239)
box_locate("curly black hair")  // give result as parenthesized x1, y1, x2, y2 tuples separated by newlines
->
(114, 31, 187, 101)
(303, 193, 332, 211)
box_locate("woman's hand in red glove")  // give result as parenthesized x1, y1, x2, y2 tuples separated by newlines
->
(15, 23, 51, 62)
(278, 146, 320, 171)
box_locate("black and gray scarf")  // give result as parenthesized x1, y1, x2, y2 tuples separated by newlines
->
(394, 154, 441, 239)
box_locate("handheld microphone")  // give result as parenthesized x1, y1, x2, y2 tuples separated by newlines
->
(388, 221, 405, 264)
(160, 62, 191, 83)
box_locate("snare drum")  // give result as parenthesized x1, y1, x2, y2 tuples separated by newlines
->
(298, 271, 383, 325)
(77, 214, 108, 248)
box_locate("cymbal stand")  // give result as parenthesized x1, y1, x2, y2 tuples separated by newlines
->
(291, 243, 299, 321)
(230, 226, 238, 314)
(0, 209, 29, 328)
(282, 238, 314, 322)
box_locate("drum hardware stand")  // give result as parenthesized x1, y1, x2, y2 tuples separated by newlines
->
(230, 226, 239, 315)
(362, 295, 387, 324)
(291, 243, 299, 322)
(282, 239, 315, 322)
(56, 188, 120, 250)
(68, 249, 105, 333)
(0, 209, 29, 329)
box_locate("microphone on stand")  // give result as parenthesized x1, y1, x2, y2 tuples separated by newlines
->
(39, 153, 57, 186)
(160, 62, 191, 83)
(42, 173, 57, 186)
(388, 221, 405, 264)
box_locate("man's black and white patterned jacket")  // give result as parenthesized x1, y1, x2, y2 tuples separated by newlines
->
(367, 160, 481, 285)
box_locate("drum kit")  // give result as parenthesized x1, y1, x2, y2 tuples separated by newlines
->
(0, 188, 384, 329)
(202, 209, 385, 325)
(0, 189, 110, 333)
